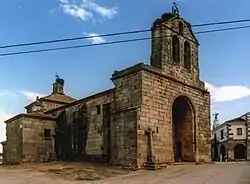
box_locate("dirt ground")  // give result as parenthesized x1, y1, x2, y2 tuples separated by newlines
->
(0, 161, 131, 182)
(1, 162, 250, 184)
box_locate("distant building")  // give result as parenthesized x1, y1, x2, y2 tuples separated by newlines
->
(1, 4, 211, 169)
(211, 113, 249, 161)
(0, 153, 2, 163)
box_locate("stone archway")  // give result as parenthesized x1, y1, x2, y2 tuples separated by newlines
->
(234, 144, 246, 160)
(172, 96, 196, 162)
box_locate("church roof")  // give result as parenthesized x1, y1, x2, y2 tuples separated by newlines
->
(5, 112, 55, 123)
(25, 93, 76, 109)
(45, 88, 115, 114)
(41, 93, 76, 103)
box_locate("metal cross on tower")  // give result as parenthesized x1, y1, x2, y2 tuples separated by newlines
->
(172, 1, 180, 16)
(55, 72, 60, 80)
(213, 112, 219, 121)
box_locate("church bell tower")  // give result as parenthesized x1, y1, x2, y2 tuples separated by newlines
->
(52, 74, 65, 95)
(150, 3, 201, 86)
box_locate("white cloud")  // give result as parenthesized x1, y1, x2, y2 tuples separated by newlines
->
(60, 0, 93, 21)
(86, 0, 118, 19)
(205, 82, 250, 102)
(59, 0, 117, 21)
(0, 90, 10, 96)
(83, 32, 106, 44)
(19, 91, 46, 102)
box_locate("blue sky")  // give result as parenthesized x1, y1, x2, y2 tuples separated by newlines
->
(1, 0, 250, 142)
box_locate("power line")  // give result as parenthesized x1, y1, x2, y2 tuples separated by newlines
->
(192, 19, 250, 27)
(195, 25, 250, 34)
(0, 37, 151, 57)
(0, 24, 249, 57)
(0, 29, 150, 49)
(1, 18, 250, 50)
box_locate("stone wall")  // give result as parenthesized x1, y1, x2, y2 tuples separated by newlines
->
(84, 91, 114, 160)
(136, 64, 210, 166)
(146, 14, 211, 166)
(151, 16, 203, 89)
(4, 118, 23, 164)
(110, 63, 211, 168)
(48, 89, 114, 162)
(2, 142, 7, 164)
(111, 70, 142, 168)
(21, 117, 56, 162)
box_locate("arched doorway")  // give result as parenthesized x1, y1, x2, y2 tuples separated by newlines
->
(219, 144, 226, 161)
(172, 96, 195, 162)
(234, 144, 246, 160)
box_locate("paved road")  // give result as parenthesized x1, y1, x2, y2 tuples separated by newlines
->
(0, 162, 250, 184)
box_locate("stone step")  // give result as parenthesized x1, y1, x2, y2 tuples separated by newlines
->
(144, 162, 161, 170)
(49, 152, 58, 161)
(144, 161, 212, 170)
(171, 162, 197, 165)
(171, 161, 213, 166)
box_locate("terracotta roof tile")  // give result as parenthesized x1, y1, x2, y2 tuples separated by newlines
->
(41, 93, 76, 103)
(5, 112, 55, 123)
(25, 112, 55, 119)
(45, 88, 114, 114)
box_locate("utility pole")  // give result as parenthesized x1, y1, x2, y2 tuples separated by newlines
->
(226, 123, 231, 162)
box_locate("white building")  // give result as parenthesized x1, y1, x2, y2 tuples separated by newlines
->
(211, 112, 248, 161)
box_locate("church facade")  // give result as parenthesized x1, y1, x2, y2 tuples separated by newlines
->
(1, 6, 211, 169)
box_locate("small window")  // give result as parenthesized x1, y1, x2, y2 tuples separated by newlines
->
(179, 21, 184, 35)
(237, 128, 242, 135)
(44, 129, 51, 138)
(220, 130, 224, 139)
(184, 41, 191, 71)
(172, 35, 180, 63)
(96, 105, 101, 115)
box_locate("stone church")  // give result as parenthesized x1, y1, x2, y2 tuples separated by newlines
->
(1, 5, 211, 169)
